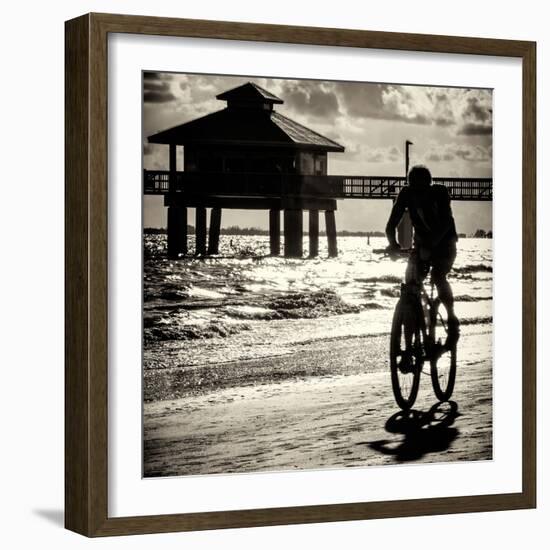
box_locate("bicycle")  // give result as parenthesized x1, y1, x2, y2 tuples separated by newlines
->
(374, 248, 457, 409)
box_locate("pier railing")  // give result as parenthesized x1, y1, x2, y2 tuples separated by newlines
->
(143, 171, 493, 201)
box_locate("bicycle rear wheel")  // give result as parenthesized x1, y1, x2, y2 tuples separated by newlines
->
(429, 300, 457, 401)
(390, 297, 423, 410)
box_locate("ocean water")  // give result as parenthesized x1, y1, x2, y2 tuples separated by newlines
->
(143, 236, 492, 369)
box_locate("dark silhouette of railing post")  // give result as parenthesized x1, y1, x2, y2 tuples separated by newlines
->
(309, 210, 319, 257)
(269, 209, 281, 255)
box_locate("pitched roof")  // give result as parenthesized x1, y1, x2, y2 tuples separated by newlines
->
(148, 83, 344, 152)
(216, 82, 283, 104)
(271, 112, 343, 150)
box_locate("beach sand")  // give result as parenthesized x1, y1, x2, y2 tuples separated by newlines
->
(144, 327, 492, 477)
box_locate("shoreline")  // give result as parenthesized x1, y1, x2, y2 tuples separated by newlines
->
(144, 332, 388, 402)
(144, 325, 491, 402)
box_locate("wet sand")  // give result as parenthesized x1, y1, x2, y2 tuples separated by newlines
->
(144, 328, 492, 477)
(143, 332, 389, 402)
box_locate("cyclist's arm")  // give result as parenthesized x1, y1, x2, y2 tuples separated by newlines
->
(385, 188, 408, 247)
(431, 186, 454, 247)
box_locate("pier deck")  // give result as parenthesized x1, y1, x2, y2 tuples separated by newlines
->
(144, 171, 493, 201)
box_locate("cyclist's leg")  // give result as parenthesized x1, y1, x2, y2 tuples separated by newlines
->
(431, 240, 459, 348)
(401, 251, 427, 363)
(405, 249, 428, 285)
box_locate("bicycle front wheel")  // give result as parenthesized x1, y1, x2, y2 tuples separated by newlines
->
(429, 300, 457, 401)
(390, 297, 423, 410)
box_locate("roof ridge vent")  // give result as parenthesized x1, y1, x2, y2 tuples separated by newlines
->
(216, 82, 284, 111)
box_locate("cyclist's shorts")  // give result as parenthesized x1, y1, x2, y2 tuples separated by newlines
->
(406, 239, 457, 284)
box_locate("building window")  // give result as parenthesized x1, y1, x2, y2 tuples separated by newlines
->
(315, 155, 325, 175)
(300, 153, 315, 175)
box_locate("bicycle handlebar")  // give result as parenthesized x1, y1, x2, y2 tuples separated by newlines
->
(372, 247, 413, 258)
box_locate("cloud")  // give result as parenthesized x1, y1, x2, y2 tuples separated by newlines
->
(144, 91, 176, 103)
(431, 91, 455, 127)
(463, 96, 491, 122)
(337, 83, 387, 119)
(143, 138, 169, 170)
(426, 151, 455, 162)
(458, 123, 493, 136)
(335, 83, 492, 136)
(380, 86, 431, 124)
(143, 72, 159, 81)
(456, 92, 492, 135)
(143, 141, 154, 156)
(282, 87, 308, 111)
(143, 74, 176, 103)
(278, 81, 340, 119)
(142, 72, 493, 183)
(423, 142, 492, 163)
(337, 83, 437, 125)
(144, 72, 173, 81)
(143, 74, 492, 141)
(454, 145, 491, 162)
(347, 144, 402, 163)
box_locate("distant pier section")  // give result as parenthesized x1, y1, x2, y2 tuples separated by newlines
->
(144, 171, 493, 202)
(145, 82, 492, 258)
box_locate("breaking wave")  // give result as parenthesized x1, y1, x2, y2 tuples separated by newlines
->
(142, 235, 493, 364)
(224, 289, 363, 320)
(266, 289, 361, 319)
(356, 275, 402, 284)
(460, 315, 493, 326)
(454, 294, 492, 302)
(144, 321, 250, 342)
(452, 263, 492, 276)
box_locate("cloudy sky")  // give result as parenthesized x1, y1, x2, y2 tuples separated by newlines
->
(143, 72, 493, 233)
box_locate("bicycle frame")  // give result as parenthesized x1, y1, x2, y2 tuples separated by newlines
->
(401, 275, 447, 362)
(383, 247, 458, 407)
(374, 246, 450, 357)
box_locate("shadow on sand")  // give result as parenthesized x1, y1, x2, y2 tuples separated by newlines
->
(367, 401, 461, 462)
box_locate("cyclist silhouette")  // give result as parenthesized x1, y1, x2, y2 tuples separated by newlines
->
(385, 165, 460, 350)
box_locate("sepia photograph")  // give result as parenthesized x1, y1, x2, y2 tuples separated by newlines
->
(142, 72, 493, 478)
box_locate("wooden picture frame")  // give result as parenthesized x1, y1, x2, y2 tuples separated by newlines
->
(65, 12, 536, 537)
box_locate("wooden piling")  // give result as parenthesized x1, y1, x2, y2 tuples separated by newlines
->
(269, 209, 281, 255)
(195, 207, 207, 255)
(309, 209, 319, 257)
(208, 207, 222, 255)
(284, 209, 303, 258)
(167, 206, 187, 258)
(325, 210, 338, 257)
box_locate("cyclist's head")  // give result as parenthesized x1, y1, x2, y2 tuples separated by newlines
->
(408, 165, 432, 191)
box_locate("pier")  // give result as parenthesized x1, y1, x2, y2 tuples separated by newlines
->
(146, 82, 493, 258)
(144, 171, 492, 202)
